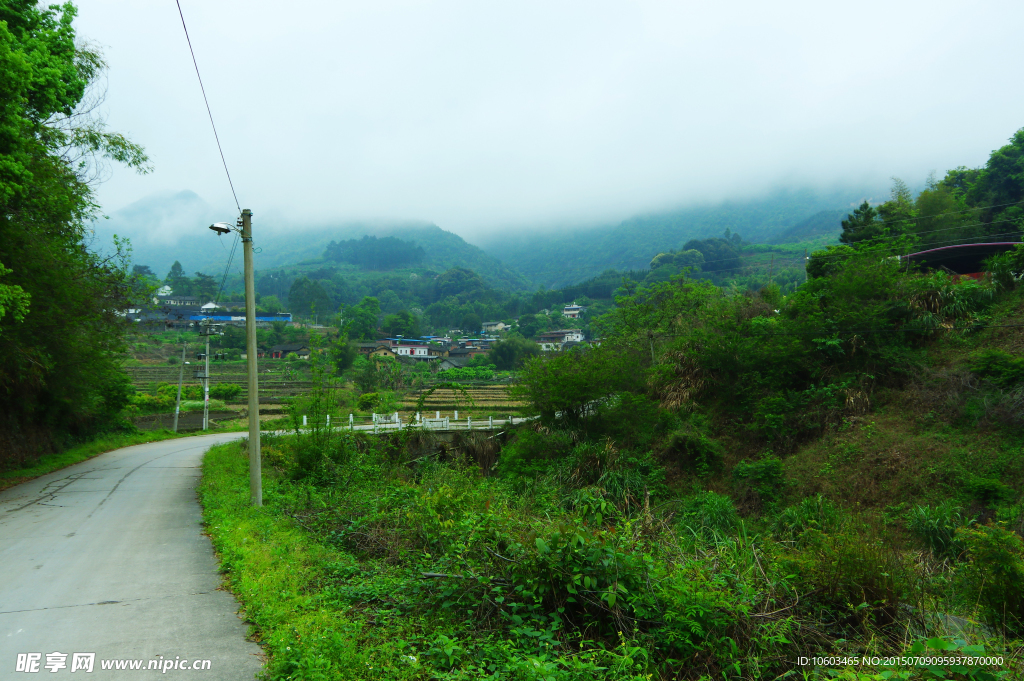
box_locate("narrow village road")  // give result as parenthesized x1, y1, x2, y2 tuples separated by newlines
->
(0, 434, 262, 679)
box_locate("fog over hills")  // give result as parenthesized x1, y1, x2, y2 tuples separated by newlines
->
(87, 190, 528, 290)
(474, 186, 884, 288)
(89, 185, 883, 291)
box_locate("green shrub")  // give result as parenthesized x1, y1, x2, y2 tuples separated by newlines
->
(799, 530, 911, 629)
(772, 494, 844, 543)
(963, 475, 1016, 506)
(496, 428, 575, 478)
(664, 425, 722, 476)
(732, 456, 785, 508)
(553, 442, 666, 504)
(356, 392, 379, 410)
(906, 501, 972, 561)
(678, 491, 738, 538)
(209, 383, 242, 400)
(957, 522, 1024, 632)
(179, 399, 226, 411)
(968, 348, 1024, 388)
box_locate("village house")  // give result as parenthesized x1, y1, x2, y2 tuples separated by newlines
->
(538, 329, 584, 351)
(437, 357, 471, 371)
(562, 302, 584, 318)
(159, 295, 199, 307)
(481, 321, 509, 333)
(389, 338, 445, 361)
(270, 343, 311, 359)
(356, 342, 397, 359)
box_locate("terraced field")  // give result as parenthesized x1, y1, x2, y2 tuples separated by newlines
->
(125, 364, 312, 402)
(402, 384, 526, 414)
(127, 364, 527, 417)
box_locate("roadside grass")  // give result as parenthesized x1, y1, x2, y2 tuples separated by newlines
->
(0, 429, 189, 492)
(199, 430, 1023, 681)
(199, 440, 420, 680)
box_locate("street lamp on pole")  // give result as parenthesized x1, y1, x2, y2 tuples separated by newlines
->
(208, 211, 261, 506)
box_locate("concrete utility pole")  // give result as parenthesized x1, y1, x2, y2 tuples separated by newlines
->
(173, 343, 187, 433)
(241, 209, 262, 507)
(203, 329, 211, 430)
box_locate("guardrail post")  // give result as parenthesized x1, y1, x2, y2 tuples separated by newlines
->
(468, 416, 472, 430)
(326, 414, 330, 427)
(302, 415, 307, 426)
(454, 410, 458, 420)
(349, 413, 354, 430)
(435, 411, 440, 419)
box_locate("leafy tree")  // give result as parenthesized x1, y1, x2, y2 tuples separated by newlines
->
(0, 264, 29, 325)
(650, 249, 704, 271)
(461, 312, 482, 334)
(839, 201, 882, 243)
(132, 264, 155, 278)
(330, 334, 358, 373)
(341, 296, 381, 340)
(260, 295, 283, 314)
(436, 267, 487, 299)
(165, 261, 191, 295)
(193, 271, 217, 302)
(515, 346, 644, 429)
(681, 238, 740, 272)
(0, 0, 150, 466)
(488, 336, 540, 370)
(516, 313, 545, 339)
(382, 309, 419, 338)
(288, 277, 332, 318)
(323, 235, 425, 270)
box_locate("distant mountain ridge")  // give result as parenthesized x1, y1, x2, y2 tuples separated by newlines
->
(87, 191, 527, 290)
(89, 186, 876, 294)
(476, 188, 879, 288)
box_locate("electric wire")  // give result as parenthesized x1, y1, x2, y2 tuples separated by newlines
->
(174, 0, 241, 214)
(213, 232, 240, 304)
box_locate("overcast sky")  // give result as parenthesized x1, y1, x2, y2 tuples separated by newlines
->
(76, 0, 1024, 238)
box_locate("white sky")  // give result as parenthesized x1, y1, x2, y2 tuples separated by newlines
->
(76, 0, 1024, 237)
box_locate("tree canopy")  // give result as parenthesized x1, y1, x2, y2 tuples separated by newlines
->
(0, 0, 149, 466)
(324, 235, 425, 270)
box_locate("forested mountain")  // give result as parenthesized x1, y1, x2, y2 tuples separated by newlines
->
(476, 188, 884, 288)
(769, 209, 846, 243)
(91, 197, 528, 291)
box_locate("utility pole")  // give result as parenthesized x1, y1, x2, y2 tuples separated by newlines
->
(204, 328, 211, 430)
(241, 209, 262, 507)
(173, 343, 187, 433)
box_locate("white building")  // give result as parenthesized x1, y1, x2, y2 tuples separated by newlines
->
(562, 303, 584, 319)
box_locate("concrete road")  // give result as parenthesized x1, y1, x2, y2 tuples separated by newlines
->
(0, 434, 262, 679)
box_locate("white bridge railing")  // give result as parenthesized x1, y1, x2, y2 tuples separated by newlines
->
(298, 411, 516, 433)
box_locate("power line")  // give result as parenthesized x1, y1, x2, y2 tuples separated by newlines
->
(174, 0, 241, 214)
(214, 232, 240, 303)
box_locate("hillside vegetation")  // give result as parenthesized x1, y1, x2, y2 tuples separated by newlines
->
(0, 2, 149, 467)
(478, 188, 879, 288)
(201, 224, 1024, 679)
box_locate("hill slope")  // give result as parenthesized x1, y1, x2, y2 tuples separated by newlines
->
(88, 191, 528, 290)
(477, 188, 881, 288)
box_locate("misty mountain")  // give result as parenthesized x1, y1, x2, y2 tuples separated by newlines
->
(768, 209, 846, 244)
(476, 188, 878, 288)
(88, 190, 528, 290)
